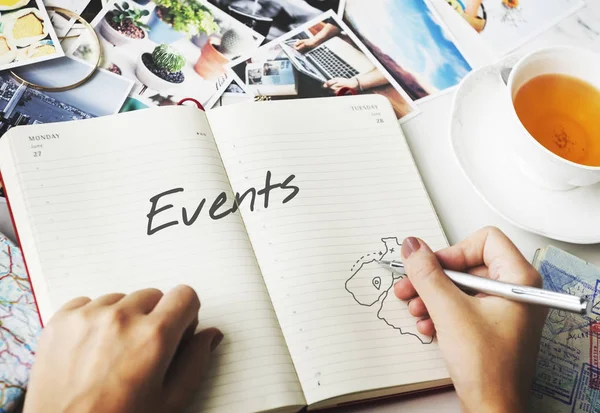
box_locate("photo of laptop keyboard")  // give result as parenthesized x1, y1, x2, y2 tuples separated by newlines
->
(307, 46, 360, 79)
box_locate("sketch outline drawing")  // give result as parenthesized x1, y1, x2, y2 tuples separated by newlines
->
(344, 237, 434, 344)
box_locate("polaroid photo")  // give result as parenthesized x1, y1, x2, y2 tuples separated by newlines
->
(443, 0, 584, 56)
(0, 0, 65, 71)
(206, 0, 341, 44)
(340, 0, 473, 103)
(45, 0, 92, 15)
(210, 77, 252, 108)
(0, 56, 133, 137)
(46, 0, 94, 37)
(71, 0, 263, 110)
(225, 10, 419, 121)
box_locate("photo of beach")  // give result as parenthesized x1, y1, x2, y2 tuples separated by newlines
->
(342, 0, 472, 101)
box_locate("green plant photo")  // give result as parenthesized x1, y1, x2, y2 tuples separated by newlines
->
(152, 44, 185, 72)
(111, 2, 150, 30)
(153, 0, 219, 36)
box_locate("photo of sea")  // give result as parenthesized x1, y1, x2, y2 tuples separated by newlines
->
(343, 0, 472, 100)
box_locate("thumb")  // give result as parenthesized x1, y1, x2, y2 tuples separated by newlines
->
(164, 327, 223, 410)
(401, 237, 463, 318)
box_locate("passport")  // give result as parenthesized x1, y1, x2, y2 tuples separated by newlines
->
(530, 246, 600, 413)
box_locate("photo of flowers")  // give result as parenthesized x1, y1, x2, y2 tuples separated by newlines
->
(0, 0, 64, 70)
(342, 0, 472, 101)
(73, 0, 263, 110)
(443, 0, 584, 56)
(226, 10, 418, 120)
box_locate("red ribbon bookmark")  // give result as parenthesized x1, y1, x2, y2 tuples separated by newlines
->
(177, 98, 205, 111)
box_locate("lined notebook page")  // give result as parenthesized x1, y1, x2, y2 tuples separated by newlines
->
(208, 95, 450, 406)
(0, 107, 305, 413)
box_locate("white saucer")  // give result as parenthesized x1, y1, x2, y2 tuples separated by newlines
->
(450, 58, 600, 244)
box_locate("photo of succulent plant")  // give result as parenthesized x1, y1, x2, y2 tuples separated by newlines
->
(136, 43, 186, 89)
(74, 0, 264, 110)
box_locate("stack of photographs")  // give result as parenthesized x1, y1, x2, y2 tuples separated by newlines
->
(219, 1, 473, 121)
(71, 0, 264, 109)
(0, 0, 585, 137)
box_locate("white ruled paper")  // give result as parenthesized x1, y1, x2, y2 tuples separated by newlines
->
(209, 95, 450, 406)
(0, 106, 305, 413)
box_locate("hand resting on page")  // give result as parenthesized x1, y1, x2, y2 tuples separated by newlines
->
(23, 285, 222, 413)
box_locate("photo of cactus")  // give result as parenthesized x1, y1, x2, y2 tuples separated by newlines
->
(73, 0, 264, 110)
(443, 0, 584, 56)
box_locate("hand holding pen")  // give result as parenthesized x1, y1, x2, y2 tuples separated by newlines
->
(393, 227, 547, 413)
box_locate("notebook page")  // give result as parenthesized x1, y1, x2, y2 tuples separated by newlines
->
(0, 106, 305, 413)
(208, 96, 450, 406)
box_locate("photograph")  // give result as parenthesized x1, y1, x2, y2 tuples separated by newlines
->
(72, 0, 263, 110)
(0, 0, 64, 70)
(444, 0, 584, 56)
(207, 0, 340, 43)
(210, 78, 253, 107)
(226, 10, 418, 120)
(0, 56, 133, 136)
(46, 0, 94, 37)
(342, 0, 472, 101)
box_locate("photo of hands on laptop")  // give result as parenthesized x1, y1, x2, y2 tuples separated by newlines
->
(226, 10, 417, 119)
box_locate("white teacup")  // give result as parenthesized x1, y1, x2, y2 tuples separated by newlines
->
(505, 46, 600, 191)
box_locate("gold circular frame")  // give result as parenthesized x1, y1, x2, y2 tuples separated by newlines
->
(9, 6, 102, 92)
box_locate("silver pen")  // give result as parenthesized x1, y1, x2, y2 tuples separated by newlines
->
(379, 260, 590, 315)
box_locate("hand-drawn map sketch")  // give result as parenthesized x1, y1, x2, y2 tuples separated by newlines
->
(345, 237, 433, 344)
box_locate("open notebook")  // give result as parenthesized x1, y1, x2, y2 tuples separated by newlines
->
(0, 95, 450, 412)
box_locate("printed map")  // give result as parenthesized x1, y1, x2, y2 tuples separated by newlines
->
(0, 235, 40, 413)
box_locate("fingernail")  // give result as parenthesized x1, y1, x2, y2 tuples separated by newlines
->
(402, 237, 420, 259)
(211, 332, 224, 352)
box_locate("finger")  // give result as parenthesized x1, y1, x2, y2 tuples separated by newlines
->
(393, 277, 417, 300)
(57, 296, 91, 312)
(408, 297, 429, 318)
(435, 227, 541, 287)
(164, 328, 223, 411)
(118, 288, 164, 314)
(467, 265, 488, 278)
(401, 237, 464, 319)
(416, 318, 435, 337)
(150, 285, 201, 351)
(87, 293, 126, 308)
(181, 315, 199, 346)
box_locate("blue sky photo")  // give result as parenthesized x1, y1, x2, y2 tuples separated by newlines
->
(344, 0, 471, 99)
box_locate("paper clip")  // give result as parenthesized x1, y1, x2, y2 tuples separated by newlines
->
(335, 87, 357, 96)
(177, 98, 205, 111)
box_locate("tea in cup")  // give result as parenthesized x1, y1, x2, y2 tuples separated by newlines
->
(506, 47, 600, 190)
